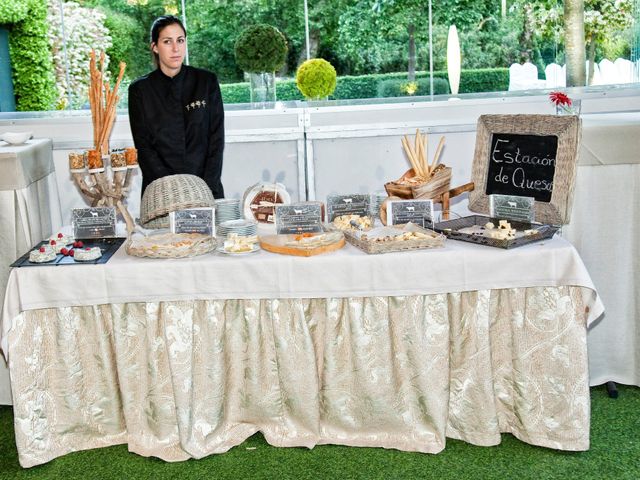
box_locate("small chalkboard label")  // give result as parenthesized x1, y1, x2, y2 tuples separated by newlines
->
(486, 133, 557, 202)
(327, 194, 370, 222)
(170, 208, 215, 235)
(72, 207, 117, 239)
(387, 199, 434, 228)
(489, 194, 535, 223)
(275, 202, 323, 234)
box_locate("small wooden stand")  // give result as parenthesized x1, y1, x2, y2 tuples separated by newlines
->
(71, 167, 136, 232)
(439, 182, 475, 219)
(69, 50, 137, 234)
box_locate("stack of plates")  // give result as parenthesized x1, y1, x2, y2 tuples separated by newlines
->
(370, 192, 387, 219)
(214, 199, 242, 225)
(217, 219, 258, 238)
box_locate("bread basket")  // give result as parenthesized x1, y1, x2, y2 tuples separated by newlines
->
(384, 165, 452, 200)
(140, 174, 215, 229)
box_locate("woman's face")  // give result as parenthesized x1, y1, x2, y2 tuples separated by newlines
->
(152, 23, 186, 76)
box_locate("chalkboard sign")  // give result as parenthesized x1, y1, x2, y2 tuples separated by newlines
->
(469, 114, 581, 225)
(486, 133, 557, 202)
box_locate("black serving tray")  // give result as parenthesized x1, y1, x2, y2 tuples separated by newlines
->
(433, 215, 558, 249)
(11, 238, 125, 267)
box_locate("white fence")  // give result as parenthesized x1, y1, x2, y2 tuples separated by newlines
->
(509, 58, 638, 90)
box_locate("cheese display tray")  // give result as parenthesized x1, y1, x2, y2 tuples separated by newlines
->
(12, 238, 125, 267)
(434, 215, 558, 249)
(343, 223, 445, 254)
(260, 231, 346, 257)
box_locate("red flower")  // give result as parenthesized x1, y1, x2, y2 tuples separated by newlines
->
(549, 91, 572, 107)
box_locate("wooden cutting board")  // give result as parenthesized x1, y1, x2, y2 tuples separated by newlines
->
(259, 233, 346, 257)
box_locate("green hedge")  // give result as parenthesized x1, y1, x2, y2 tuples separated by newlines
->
(0, 0, 56, 111)
(100, 9, 138, 81)
(377, 77, 450, 97)
(220, 68, 508, 104)
(0, 0, 28, 23)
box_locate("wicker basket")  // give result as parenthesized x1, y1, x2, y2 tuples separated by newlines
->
(125, 232, 216, 258)
(140, 174, 215, 228)
(342, 223, 445, 254)
(384, 165, 452, 200)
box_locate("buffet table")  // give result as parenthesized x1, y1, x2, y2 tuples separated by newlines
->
(1, 236, 602, 467)
(0, 138, 62, 405)
(563, 112, 640, 387)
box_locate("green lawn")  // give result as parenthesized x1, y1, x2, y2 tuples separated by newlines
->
(1, 385, 639, 480)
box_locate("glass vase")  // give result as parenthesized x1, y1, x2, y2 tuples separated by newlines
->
(555, 99, 581, 116)
(249, 72, 276, 108)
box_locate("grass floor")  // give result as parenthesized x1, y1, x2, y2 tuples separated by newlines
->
(1, 385, 639, 480)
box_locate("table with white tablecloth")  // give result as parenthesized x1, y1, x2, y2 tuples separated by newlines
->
(1, 236, 602, 467)
(564, 113, 640, 387)
(0, 138, 62, 405)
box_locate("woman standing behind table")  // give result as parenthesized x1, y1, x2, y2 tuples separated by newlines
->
(128, 15, 225, 198)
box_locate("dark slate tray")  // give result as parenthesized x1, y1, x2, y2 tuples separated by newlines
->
(433, 215, 558, 249)
(11, 238, 125, 267)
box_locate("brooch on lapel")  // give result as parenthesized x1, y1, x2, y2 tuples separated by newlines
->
(185, 99, 207, 111)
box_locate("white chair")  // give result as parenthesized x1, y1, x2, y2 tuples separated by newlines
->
(545, 63, 565, 88)
(614, 58, 634, 83)
(598, 59, 618, 84)
(508, 62, 546, 91)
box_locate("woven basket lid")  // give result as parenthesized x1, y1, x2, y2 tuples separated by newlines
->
(140, 174, 215, 227)
(142, 214, 170, 229)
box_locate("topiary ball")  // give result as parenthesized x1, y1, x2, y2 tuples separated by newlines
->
(234, 24, 288, 73)
(296, 58, 337, 100)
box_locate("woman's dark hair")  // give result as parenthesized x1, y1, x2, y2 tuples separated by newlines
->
(150, 15, 186, 65)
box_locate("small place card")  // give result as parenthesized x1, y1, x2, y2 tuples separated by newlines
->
(489, 194, 535, 222)
(327, 194, 371, 222)
(275, 202, 323, 234)
(386, 199, 434, 228)
(72, 207, 117, 239)
(169, 208, 215, 235)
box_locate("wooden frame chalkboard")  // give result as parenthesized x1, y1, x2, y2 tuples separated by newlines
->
(469, 114, 581, 225)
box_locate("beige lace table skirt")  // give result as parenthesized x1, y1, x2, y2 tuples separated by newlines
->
(8, 286, 589, 467)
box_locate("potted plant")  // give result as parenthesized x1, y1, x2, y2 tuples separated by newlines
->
(234, 24, 288, 107)
(295, 58, 337, 101)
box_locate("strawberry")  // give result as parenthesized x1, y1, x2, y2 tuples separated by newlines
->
(57, 233, 64, 239)
(61, 248, 68, 255)
(50, 240, 56, 245)
(69, 249, 74, 257)
(76, 241, 84, 248)
(39, 247, 46, 253)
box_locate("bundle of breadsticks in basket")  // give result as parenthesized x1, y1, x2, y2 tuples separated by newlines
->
(398, 129, 446, 184)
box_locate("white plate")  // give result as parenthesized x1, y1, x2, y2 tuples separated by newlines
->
(0, 131, 33, 145)
(216, 244, 260, 255)
(242, 182, 291, 222)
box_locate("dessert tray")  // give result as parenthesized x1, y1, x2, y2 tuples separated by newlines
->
(342, 223, 445, 254)
(12, 238, 124, 267)
(433, 215, 558, 249)
(243, 182, 291, 223)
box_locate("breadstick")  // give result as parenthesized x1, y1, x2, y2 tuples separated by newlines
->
(98, 64, 126, 153)
(412, 133, 427, 178)
(430, 136, 446, 172)
(99, 99, 118, 153)
(422, 132, 430, 176)
(401, 136, 422, 177)
(416, 131, 428, 177)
